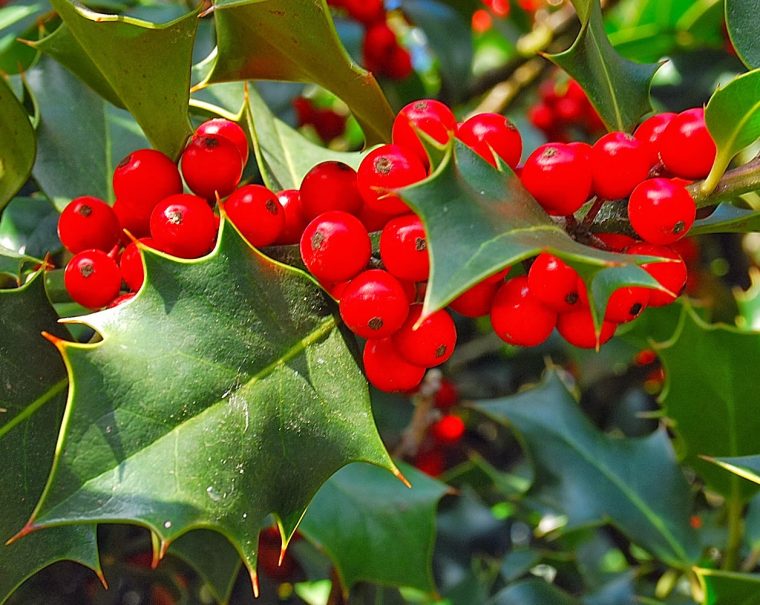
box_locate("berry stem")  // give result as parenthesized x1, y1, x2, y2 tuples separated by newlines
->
(393, 387, 436, 459)
(579, 197, 607, 230)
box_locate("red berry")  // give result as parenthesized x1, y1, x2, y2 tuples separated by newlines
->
(392, 305, 457, 367)
(449, 280, 499, 317)
(434, 379, 459, 409)
(379, 214, 430, 282)
(363, 23, 403, 77)
(300, 161, 363, 219)
(527, 253, 582, 312)
(627, 178, 695, 245)
(108, 292, 136, 308)
(593, 232, 638, 252)
(275, 189, 307, 245)
(457, 113, 522, 169)
(311, 108, 347, 141)
(557, 307, 616, 349)
(120, 237, 155, 292)
(358, 203, 394, 233)
(149, 194, 218, 258)
(385, 46, 413, 80)
(604, 286, 649, 323)
(344, 0, 385, 24)
(195, 118, 249, 165)
(521, 143, 592, 215)
(300, 211, 371, 283)
(659, 108, 716, 179)
(64, 249, 122, 309)
(180, 134, 244, 200)
(113, 197, 151, 239)
(590, 131, 652, 200)
(490, 276, 556, 346)
(430, 415, 465, 445)
(413, 448, 446, 476)
(357, 144, 427, 216)
(634, 112, 676, 166)
(58, 196, 121, 254)
(627, 243, 687, 307)
(392, 99, 457, 167)
(339, 269, 410, 339)
(363, 338, 426, 392)
(223, 185, 285, 247)
(528, 103, 555, 132)
(113, 149, 183, 222)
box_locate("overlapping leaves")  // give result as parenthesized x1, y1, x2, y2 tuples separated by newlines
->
(0, 75, 35, 211)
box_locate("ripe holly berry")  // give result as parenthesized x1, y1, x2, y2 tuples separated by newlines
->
(223, 185, 285, 247)
(363, 23, 412, 80)
(591, 131, 652, 200)
(520, 143, 592, 215)
(527, 253, 582, 313)
(528, 103, 554, 132)
(413, 448, 446, 476)
(180, 134, 244, 200)
(430, 415, 466, 445)
(490, 276, 557, 346)
(113, 197, 151, 240)
(339, 269, 410, 339)
(195, 118, 249, 165)
(363, 338, 426, 392)
(457, 113, 522, 169)
(434, 378, 459, 409)
(344, 0, 385, 24)
(299, 161, 363, 219)
(634, 112, 676, 166)
(149, 194, 218, 258)
(604, 286, 650, 323)
(275, 189, 307, 245)
(392, 99, 457, 167)
(300, 211, 371, 283)
(120, 237, 155, 292)
(379, 214, 430, 282)
(113, 149, 183, 212)
(659, 108, 716, 179)
(449, 280, 498, 317)
(557, 307, 617, 349)
(64, 249, 122, 309)
(627, 243, 687, 307)
(357, 144, 427, 216)
(258, 527, 297, 581)
(392, 305, 457, 367)
(593, 232, 638, 252)
(58, 196, 121, 254)
(627, 178, 695, 245)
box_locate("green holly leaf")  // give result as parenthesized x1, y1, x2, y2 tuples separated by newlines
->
(703, 69, 760, 193)
(245, 87, 362, 192)
(23, 219, 397, 591)
(706, 455, 760, 487)
(695, 568, 760, 605)
(690, 204, 760, 235)
(490, 579, 582, 605)
(726, 0, 760, 69)
(399, 141, 663, 325)
(43, 0, 196, 158)
(0, 273, 101, 604)
(204, 0, 394, 145)
(656, 305, 760, 499)
(0, 196, 61, 259)
(299, 462, 447, 594)
(472, 371, 699, 568)
(0, 75, 35, 213)
(548, 0, 659, 132)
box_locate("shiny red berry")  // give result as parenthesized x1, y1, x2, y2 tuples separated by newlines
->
(490, 276, 557, 346)
(223, 184, 285, 247)
(300, 161, 363, 219)
(149, 194, 218, 258)
(434, 379, 459, 409)
(392, 304, 457, 367)
(113, 197, 150, 240)
(634, 112, 676, 166)
(527, 253, 582, 313)
(528, 103, 555, 132)
(627, 243, 687, 307)
(300, 211, 371, 283)
(449, 280, 499, 317)
(120, 237, 156, 292)
(430, 415, 465, 445)
(344, 0, 385, 24)
(180, 134, 243, 200)
(358, 144, 427, 216)
(659, 108, 716, 179)
(363, 23, 412, 79)
(457, 113, 522, 169)
(64, 249, 122, 309)
(58, 196, 121, 254)
(379, 214, 430, 282)
(363, 338, 426, 393)
(604, 286, 649, 323)
(557, 307, 616, 349)
(339, 269, 410, 339)
(275, 189, 307, 245)
(590, 131, 652, 200)
(628, 178, 695, 245)
(392, 99, 457, 167)
(195, 118, 249, 165)
(521, 143, 592, 215)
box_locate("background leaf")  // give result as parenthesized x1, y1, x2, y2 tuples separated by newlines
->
(0, 75, 35, 212)
(490, 579, 582, 605)
(690, 204, 760, 235)
(299, 462, 447, 593)
(696, 568, 760, 605)
(708, 455, 760, 487)
(26, 220, 397, 585)
(726, 0, 760, 69)
(206, 0, 394, 145)
(0, 274, 100, 604)
(0, 196, 60, 258)
(472, 371, 699, 568)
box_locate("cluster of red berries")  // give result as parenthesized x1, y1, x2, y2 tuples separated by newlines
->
(472, 0, 547, 33)
(528, 76, 605, 141)
(327, 0, 412, 80)
(292, 96, 347, 143)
